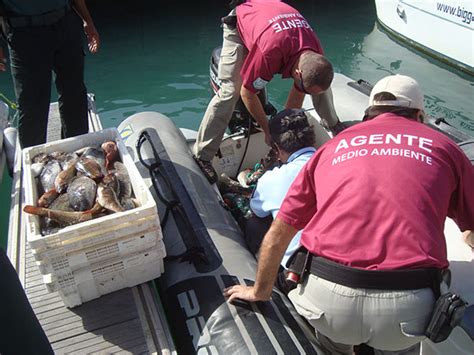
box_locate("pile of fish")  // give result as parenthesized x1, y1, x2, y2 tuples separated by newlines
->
(23, 141, 139, 236)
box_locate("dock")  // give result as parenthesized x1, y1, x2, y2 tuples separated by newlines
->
(6, 96, 175, 354)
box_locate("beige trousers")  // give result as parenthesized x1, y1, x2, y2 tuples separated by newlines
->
(194, 18, 246, 161)
(289, 274, 435, 354)
(194, 14, 339, 161)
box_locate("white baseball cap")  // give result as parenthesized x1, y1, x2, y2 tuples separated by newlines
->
(369, 74, 424, 111)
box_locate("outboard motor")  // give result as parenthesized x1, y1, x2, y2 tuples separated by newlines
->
(210, 47, 276, 134)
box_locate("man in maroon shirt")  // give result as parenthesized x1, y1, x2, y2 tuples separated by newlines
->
(193, 0, 344, 183)
(224, 74, 474, 354)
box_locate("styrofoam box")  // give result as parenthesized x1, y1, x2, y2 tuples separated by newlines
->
(44, 244, 166, 308)
(22, 128, 164, 268)
(35, 226, 159, 276)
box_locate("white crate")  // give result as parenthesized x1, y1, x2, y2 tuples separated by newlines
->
(22, 128, 164, 263)
(44, 244, 166, 308)
(35, 227, 159, 276)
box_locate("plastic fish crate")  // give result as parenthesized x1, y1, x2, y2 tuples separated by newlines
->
(44, 245, 166, 308)
(35, 226, 159, 276)
(22, 128, 164, 271)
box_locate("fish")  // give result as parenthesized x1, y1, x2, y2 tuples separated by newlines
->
(54, 158, 78, 193)
(40, 194, 74, 235)
(37, 189, 60, 208)
(75, 156, 104, 180)
(58, 153, 79, 170)
(67, 176, 97, 211)
(217, 173, 253, 195)
(49, 193, 74, 211)
(49, 151, 69, 161)
(39, 160, 62, 193)
(102, 172, 121, 194)
(24, 203, 103, 227)
(237, 168, 253, 188)
(112, 161, 132, 198)
(81, 147, 106, 171)
(31, 153, 52, 177)
(101, 141, 119, 170)
(97, 174, 124, 213)
(120, 197, 136, 211)
(32, 153, 49, 164)
(31, 163, 45, 177)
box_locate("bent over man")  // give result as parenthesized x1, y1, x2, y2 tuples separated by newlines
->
(0, 0, 100, 148)
(225, 74, 474, 354)
(194, 0, 344, 183)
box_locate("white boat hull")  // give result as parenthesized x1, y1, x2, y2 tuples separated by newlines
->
(375, 0, 474, 74)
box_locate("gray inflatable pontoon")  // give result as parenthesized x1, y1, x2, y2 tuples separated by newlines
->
(117, 113, 321, 354)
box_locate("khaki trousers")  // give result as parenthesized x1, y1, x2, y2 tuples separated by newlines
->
(289, 274, 435, 354)
(194, 16, 246, 161)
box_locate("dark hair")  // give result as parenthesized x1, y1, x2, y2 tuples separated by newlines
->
(363, 92, 420, 121)
(269, 109, 315, 154)
(299, 52, 334, 91)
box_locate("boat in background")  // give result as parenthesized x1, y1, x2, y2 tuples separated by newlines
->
(374, 0, 474, 75)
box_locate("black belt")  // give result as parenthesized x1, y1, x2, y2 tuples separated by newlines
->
(309, 254, 442, 297)
(7, 5, 70, 28)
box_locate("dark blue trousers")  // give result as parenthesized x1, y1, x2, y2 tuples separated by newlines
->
(6, 10, 88, 148)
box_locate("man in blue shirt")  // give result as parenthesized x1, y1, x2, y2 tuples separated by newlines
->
(0, 0, 99, 147)
(245, 108, 316, 273)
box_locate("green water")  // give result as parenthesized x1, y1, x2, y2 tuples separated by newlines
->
(0, 0, 473, 248)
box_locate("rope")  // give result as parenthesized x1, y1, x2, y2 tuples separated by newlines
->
(0, 92, 17, 111)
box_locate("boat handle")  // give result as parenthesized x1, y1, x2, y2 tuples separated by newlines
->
(397, 4, 406, 19)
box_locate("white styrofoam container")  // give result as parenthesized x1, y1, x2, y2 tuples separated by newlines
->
(44, 244, 166, 308)
(35, 227, 159, 276)
(22, 128, 164, 264)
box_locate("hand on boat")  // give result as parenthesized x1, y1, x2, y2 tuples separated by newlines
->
(223, 285, 269, 303)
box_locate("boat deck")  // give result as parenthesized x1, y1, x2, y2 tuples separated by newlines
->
(7, 98, 175, 354)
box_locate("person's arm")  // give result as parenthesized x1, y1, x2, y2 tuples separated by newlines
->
(0, 47, 6, 71)
(224, 217, 297, 302)
(463, 230, 474, 249)
(73, 0, 100, 54)
(285, 84, 305, 109)
(240, 86, 272, 146)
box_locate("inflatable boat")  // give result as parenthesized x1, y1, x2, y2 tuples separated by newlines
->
(117, 73, 474, 354)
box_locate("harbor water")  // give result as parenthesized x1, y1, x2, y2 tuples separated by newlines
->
(1, 0, 473, 248)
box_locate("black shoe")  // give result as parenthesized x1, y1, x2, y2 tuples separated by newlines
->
(194, 156, 218, 184)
